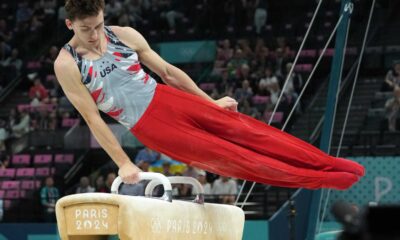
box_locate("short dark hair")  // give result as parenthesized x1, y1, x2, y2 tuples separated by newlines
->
(65, 0, 105, 21)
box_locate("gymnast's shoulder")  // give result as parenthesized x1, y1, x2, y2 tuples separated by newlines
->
(53, 47, 81, 85)
(54, 48, 78, 72)
(108, 25, 150, 52)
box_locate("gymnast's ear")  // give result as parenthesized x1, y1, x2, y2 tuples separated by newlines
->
(65, 19, 73, 30)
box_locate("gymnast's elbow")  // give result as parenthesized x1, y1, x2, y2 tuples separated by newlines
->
(160, 65, 185, 90)
(163, 76, 184, 90)
(80, 109, 102, 127)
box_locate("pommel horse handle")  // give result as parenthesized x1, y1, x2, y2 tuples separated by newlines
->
(111, 172, 173, 202)
(145, 176, 205, 204)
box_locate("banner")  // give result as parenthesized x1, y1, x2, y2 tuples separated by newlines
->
(158, 41, 216, 64)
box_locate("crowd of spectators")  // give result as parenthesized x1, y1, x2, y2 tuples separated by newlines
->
(0, 0, 78, 159)
(103, 0, 268, 37)
(0, 0, 59, 93)
(207, 37, 303, 124)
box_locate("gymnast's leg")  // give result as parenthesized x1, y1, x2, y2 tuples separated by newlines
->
(133, 115, 358, 190)
(194, 103, 364, 176)
(131, 86, 359, 190)
(140, 84, 364, 177)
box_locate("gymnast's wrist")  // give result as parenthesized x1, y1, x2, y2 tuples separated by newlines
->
(116, 158, 132, 168)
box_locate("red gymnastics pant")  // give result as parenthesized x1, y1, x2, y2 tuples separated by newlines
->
(130, 84, 365, 190)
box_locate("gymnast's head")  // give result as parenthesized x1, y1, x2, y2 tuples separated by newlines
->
(64, 0, 105, 45)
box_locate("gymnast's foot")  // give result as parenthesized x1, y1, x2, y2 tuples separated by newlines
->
(323, 172, 360, 190)
(331, 157, 365, 177)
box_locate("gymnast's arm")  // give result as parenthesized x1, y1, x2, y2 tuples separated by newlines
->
(53, 49, 140, 184)
(111, 26, 238, 111)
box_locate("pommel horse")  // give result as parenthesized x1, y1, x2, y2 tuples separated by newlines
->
(56, 172, 245, 240)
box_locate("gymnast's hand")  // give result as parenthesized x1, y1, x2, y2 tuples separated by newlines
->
(215, 96, 238, 112)
(118, 161, 141, 184)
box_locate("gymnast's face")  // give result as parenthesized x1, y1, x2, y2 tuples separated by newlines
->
(66, 11, 105, 47)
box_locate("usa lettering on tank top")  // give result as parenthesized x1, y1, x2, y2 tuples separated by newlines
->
(63, 26, 157, 129)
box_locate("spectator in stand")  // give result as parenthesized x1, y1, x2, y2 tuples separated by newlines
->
(274, 45, 292, 79)
(162, 161, 174, 176)
(32, 108, 59, 131)
(234, 79, 253, 105)
(49, 77, 64, 100)
(48, 110, 59, 130)
(40, 0, 57, 19)
(139, 160, 150, 172)
(0, 119, 8, 152)
(280, 62, 302, 112)
(40, 176, 60, 222)
(216, 70, 235, 96)
(40, 46, 59, 76)
(0, 154, 10, 169)
(32, 1, 46, 23)
(259, 67, 278, 96)
(123, 0, 145, 28)
(16, 1, 33, 26)
(6, 109, 18, 132)
(0, 19, 12, 43)
(0, 198, 3, 222)
(243, 0, 257, 28)
(240, 99, 260, 119)
(0, 148, 7, 162)
(105, 0, 123, 23)
(30, 118, 40, 132)
(170, 171, 185, 197)
(384, 62, 400, 91)
(57, 4, 67, 31)
(29, 78, 49, 104)
(237, 39, 254, 60)
(283, 62, 303, 96)
(29, 15, 44, 33)
(134, 147, 160, 166)
(254, 38, 265, 56)
(197, 170, 211, 195)
(0, 79, 3, 93)
(146, 0, 164, 31)
(385, 87, 400, 132)
(237, 63, 254, 83)
(181, 165, 200, 196)
(227, 48, 248, 79)
(217, 39, 234, 62)
(1, 48, 23, 75)
(222, 0, 236, 31)
(266, 76, 282, 108)
(105, 172, 117, 192)
(116, 12, 132, 27)
(0, 36, 11, 62)
(210, 88, 220, 100)
(256, 46, 274, 70)
(35, 108, 49, 130)
(76, 176, 95, 193)
(211, 176, 238, 205)
(11, 109, 30, 138)
(161, 0, 184, 32)
(254, 0, 268, 34)
(183, 165, 199, 178)
(95, 175, 108, 193)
